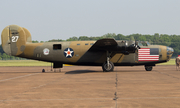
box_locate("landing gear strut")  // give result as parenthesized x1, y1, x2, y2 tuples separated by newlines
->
(102, 51, 114, 72)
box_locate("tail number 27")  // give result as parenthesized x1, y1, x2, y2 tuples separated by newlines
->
(12, 36, 19, 42)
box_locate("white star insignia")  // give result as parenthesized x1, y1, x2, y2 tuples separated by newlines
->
(64, 48, 74, 57)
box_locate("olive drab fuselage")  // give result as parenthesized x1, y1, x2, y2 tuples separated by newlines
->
(1, 25, 174, 71)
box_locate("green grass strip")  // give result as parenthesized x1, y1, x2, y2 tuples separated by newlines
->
(158, 59, 175, 65)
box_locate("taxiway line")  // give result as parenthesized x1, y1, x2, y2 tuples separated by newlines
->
(117, 97, 180, 100)
(1, 97, 180, 102)
(0, 73, 40, 82)
(0, 98, 113, 102)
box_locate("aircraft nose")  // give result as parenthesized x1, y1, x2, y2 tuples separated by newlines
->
(166, 46, 174, 61)
(167, 46, 174, 56)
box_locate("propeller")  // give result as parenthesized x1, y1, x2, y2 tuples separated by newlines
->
(134, 40, 140, 49)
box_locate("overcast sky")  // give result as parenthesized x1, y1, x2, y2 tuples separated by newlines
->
(0, 0, 180, 41)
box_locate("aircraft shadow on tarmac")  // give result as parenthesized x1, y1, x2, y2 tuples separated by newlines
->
(0, 69, 148, 74)
(114, 70, 148, 72)
(65, 69, 147, 74)
(65, 70, 100, 74)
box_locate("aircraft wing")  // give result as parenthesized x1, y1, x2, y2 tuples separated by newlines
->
(88, 38, 118, 52)
(88, 38, 137, 54)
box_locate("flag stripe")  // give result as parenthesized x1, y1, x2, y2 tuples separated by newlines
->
(138, 53, 150, 55)
(138, 60, 159, 61)
(139, 55, 159, 57)
(139, 57, 159, 58)
(138, 51, 150, 52)
(139, 59, 158, 60)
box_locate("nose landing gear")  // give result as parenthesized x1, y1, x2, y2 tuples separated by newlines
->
(145, 66, 153, 71)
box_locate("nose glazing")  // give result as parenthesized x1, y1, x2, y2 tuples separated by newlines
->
(167, 46, 174, 56)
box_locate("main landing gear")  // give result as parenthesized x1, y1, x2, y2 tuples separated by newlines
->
(102, 51, 114, 72)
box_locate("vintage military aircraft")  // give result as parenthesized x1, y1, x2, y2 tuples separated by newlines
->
(1, 25, 174, 72)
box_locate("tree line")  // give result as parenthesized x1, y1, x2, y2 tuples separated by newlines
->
(0, 33, 179, 60)
(47, 33, 180, 57)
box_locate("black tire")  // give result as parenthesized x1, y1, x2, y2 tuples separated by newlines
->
(102, 61, 114, 72)
(145, 66, 153, 71)
(42, 69, 45, 72)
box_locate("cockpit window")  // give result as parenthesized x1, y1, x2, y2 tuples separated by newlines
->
(142, 43, 147, 46)
(138, 41, 150, 46)
(146, 42, 150, 45)
(138, 43, 143, 46)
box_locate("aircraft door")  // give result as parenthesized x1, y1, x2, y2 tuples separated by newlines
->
(135, 49, 139, 63)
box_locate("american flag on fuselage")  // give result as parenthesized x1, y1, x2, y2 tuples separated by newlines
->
(138, 48, 159, 61)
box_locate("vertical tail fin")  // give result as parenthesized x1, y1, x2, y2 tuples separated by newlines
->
(1, 25, 32, 56)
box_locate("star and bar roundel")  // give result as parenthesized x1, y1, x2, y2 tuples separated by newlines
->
(64, 48, 74, 58)
(138, 48, 159, 61)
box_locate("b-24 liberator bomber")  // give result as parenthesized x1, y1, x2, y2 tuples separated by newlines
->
(1, 25, 174, 72)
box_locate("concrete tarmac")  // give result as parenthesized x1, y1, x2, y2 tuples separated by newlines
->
(0, 65, 180, 108)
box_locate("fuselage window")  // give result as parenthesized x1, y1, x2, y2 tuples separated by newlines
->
(90, 43, 94, 45)
(85, 43, 88, 45)
(77, 44, 80, 45)
(53, 44, 61, 50)
(36, 54, 41, 57)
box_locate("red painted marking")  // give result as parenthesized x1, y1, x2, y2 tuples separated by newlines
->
(67, 51, 71, 55)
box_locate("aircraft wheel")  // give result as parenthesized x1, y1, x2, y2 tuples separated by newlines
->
(42, 69, 45, 73)
(145, 66, 153, 71)
(102, 61, 114, 72)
